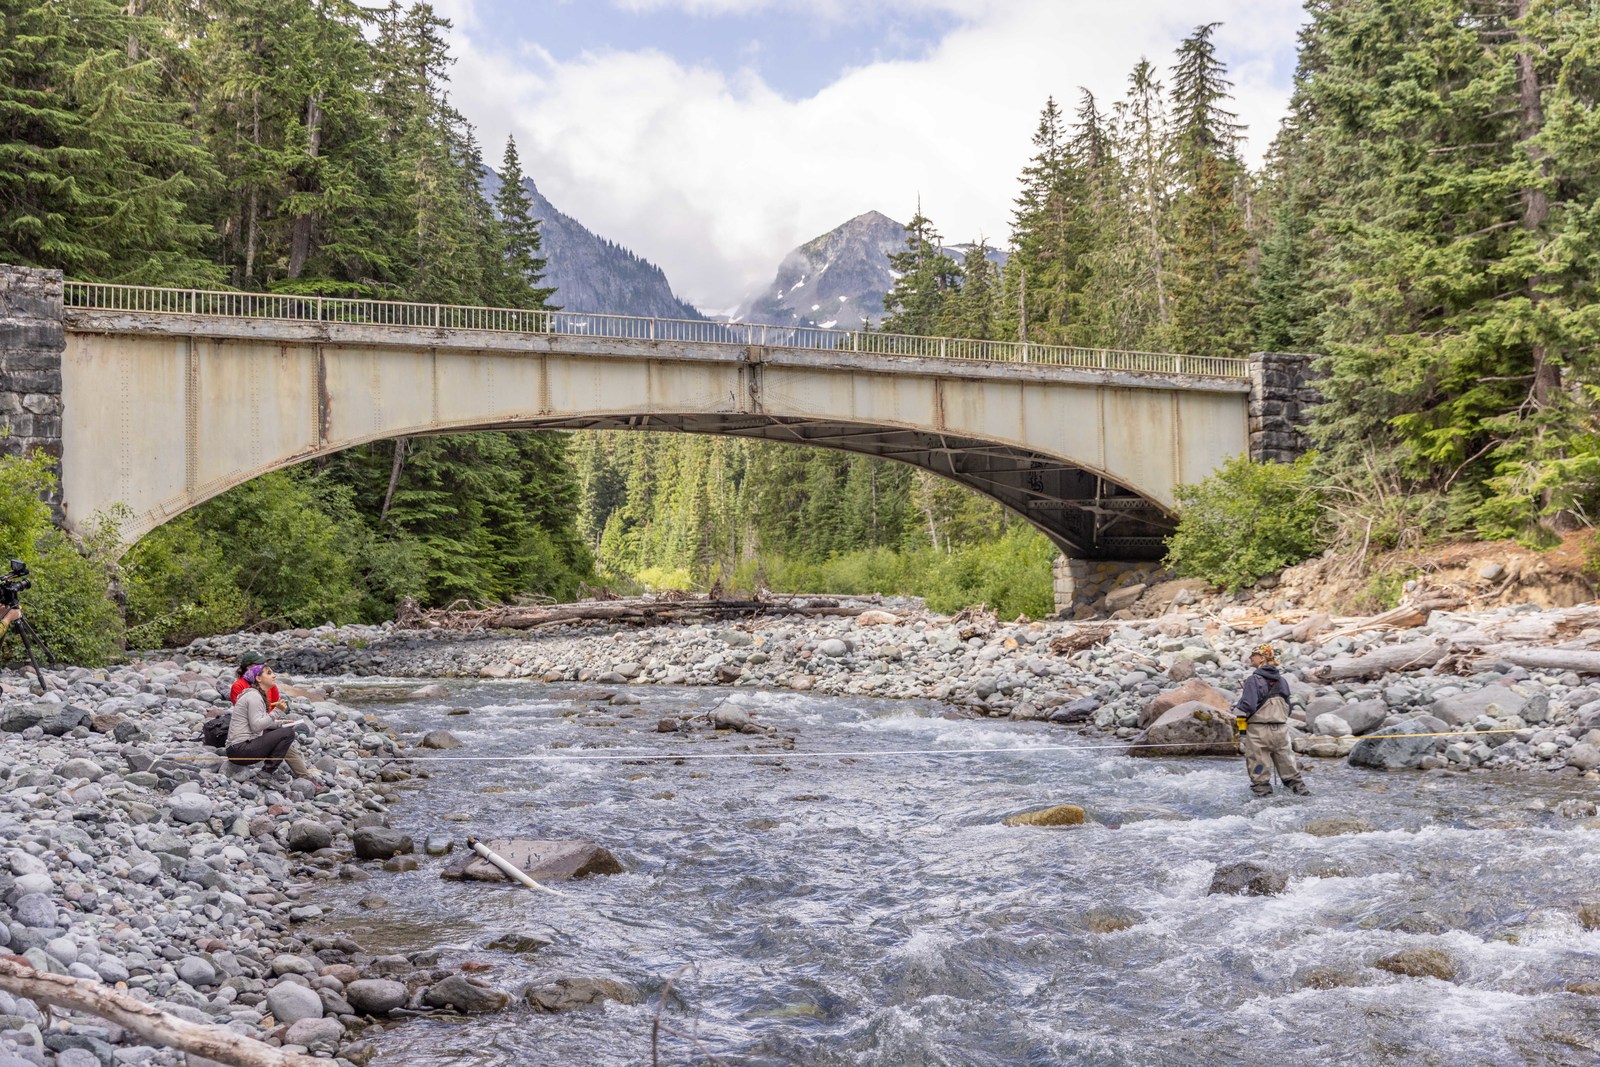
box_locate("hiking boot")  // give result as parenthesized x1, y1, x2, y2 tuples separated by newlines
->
(1250, 785, 1273, 798)
(1287, 780, 1311, 796)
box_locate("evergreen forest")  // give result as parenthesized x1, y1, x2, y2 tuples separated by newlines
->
(1, 1, 1597, 658)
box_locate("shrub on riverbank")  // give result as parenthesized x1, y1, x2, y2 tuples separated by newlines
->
(1166, 454, 1327, 592)
(0, 452, 123, 666)
(729, 526, 1057, 619)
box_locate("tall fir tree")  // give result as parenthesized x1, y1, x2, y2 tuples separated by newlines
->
(492, 136, 558, 309)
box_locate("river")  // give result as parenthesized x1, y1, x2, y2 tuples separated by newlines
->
(315, 679, 1600, 1066)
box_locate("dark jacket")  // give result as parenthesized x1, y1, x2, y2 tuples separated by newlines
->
(1235, 665, 1288, 718)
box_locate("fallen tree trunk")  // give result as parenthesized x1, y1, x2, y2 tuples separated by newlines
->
(0, 958, 323, 1067)
(1467, 645, 1600, 675)
(398, 596, 869, 631)
(1310, 639, 1449, 682)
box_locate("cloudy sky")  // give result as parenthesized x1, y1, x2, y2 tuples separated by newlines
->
(433, 0, 1310, 313)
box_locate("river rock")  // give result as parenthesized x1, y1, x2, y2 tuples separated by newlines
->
(523, 977, 641, 1012)
(1577, 903, 1600, 930)
(1564, 743, 1600, 771)
(1140, 679, 1231, 729)
(345, 979, 408, 1016)
(423, 975, 510, 1014)
(283, 1018, 343, 1053)
(55, 757, 104, 782)
(1208, 862, 1288, 896)
(1327, 699, 1389, 736)
(13, 894, 56, 929)
(1375, 947, 1458, 981)
(165, 793, 215, 824)
(266, 982, 324, 1024)
(1312, 713, 1353, 738)
(408, 684, 450, 699)
(817, 639, 850, 658)
(1164, 657, 1196, 682)
(286, 820, 333, 853)
(420, 730, 461, 749)
(1047, 696, 1099, 724)
(1348, 717, 1448, 770)
(1431, 687, 1527, 726)
(856, 609, 900, 627)
(0, 705, 45, 734)
(39, 704, 89, 736)
(352, 827, 414, 860)
(1128, 701, 1237, 757)
(441, 839, 624, 882)
(1302, 817, 1376, 837)
(176, 957, 217, 987)
(1002, 804, 1087, 827)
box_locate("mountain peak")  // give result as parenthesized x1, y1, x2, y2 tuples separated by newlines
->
(729, 212, 1004, 329)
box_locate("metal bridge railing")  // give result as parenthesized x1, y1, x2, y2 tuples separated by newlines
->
(61, 281, 1249, 380)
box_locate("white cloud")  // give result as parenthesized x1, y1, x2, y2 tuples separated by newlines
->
(443, 0, 1306, 310)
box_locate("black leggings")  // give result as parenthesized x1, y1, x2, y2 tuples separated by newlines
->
(226, 725, 298, 767)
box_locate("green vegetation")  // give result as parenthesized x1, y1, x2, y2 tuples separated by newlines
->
(0, 452, 121, 666)
(1165, 455, 1326, 592)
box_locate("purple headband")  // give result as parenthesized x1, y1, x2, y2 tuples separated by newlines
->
(243, 664, 267, 684)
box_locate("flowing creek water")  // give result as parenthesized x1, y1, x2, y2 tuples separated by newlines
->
(313, 679, 1600, 1066)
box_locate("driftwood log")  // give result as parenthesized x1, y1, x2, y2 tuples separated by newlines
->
(1310, 639, 1450, 682)
(0, 958, 323, 1067)
(1466, 646, 1600, 675)
(396, 594, 871, 631)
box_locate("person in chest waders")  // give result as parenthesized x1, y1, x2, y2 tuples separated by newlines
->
(1235, 644, 1310, 798)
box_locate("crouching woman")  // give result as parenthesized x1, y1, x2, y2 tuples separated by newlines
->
(226, 662, 316, 781)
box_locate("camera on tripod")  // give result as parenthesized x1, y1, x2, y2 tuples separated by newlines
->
(0, 559, 31, 610)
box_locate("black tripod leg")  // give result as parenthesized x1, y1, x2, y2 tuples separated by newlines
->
(15, 621, 47, 691)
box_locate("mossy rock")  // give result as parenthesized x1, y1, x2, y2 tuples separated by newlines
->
(1565, 981, 1600, 996)
(1003, 804, 1087, 828)
(1303, 817, 1377, 837)
(1578, 902, 1600, 931)
(1082, 906, 1142, 933)
(1375, 947, 1458, 982)
(1299, 966, 1365, 990)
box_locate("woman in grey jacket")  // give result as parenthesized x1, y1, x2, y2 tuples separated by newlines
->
(226, 663, 316, 781)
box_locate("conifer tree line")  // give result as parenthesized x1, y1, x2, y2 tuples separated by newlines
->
(580, 6, 1600, 609)
(0, 0, 589, 642)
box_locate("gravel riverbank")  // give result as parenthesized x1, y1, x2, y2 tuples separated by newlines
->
(190, 598, 1600, 782)
(0, 658, 500, 1067)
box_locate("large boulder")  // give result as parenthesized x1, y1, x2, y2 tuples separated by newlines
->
(266, 983, 324, 1024)
(441, 840, 624, 883)
(166, 794, 215, 825)
(1430, 687, 1527, 726)
(345, 978, 408, 1016)
(1322, 699, 1389, 736)
(1002, 804, 1087, 828)
(283, 1018, 343, 1054)
(423, 975, 510, 1014)
(1139, 679, 1231, 729)
(1208, 862, 1287, 896)
(1565, 743, 1600, 771)
(1375, 947, 1458, 982)
(352, 827, 414, 860)
(524, 977, 641, 1012)
(286, 820, 333, 853)
(1348, 716, 1448, 770)
(1128, 701, 1237, 758)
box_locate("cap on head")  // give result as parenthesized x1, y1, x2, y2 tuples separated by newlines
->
(1251, 643, 1278, 664)
(237, 651, 266, 673)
